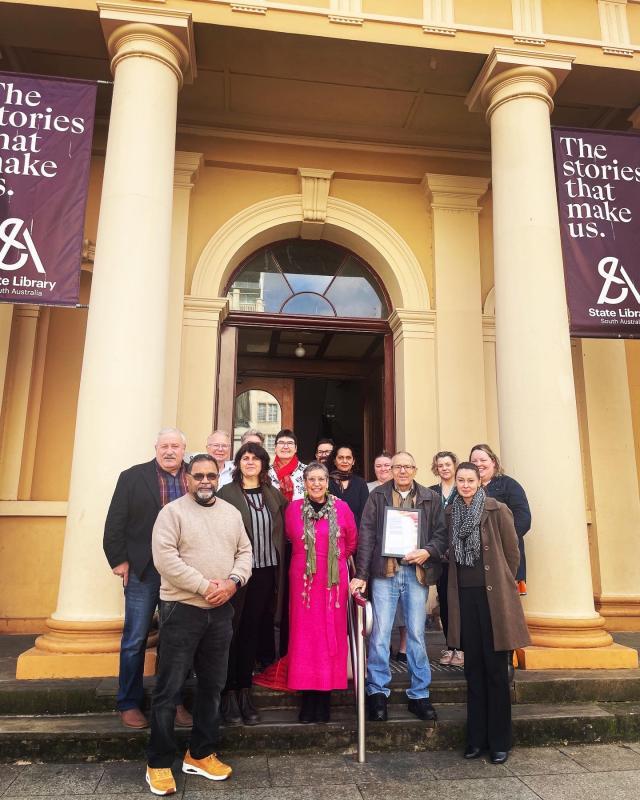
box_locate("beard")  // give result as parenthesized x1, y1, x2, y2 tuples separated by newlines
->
(194, 487, 216, 506)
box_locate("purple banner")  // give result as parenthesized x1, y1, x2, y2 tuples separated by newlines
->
(0, 73, 96, 306)
(552, 127, 640, 338)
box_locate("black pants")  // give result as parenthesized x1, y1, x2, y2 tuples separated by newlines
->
(436, 563, 449, 641)
(226, 566, 276, 690)
(147, 601, 233, 768)
(459, 586, 511, 752)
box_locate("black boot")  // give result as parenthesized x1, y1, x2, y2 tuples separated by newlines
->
(221, 690, 242, 725)
(298, 691, 316, 724)
(316, 691, 331, 723)
(238, 687, 260, 725)
(368, 693, 388, 722)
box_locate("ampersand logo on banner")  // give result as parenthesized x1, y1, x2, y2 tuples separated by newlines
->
(0, 217, 45, 274)
(597, 256, 640, 305)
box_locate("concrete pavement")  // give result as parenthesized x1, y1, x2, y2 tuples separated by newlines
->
(2, 743, 640, 800)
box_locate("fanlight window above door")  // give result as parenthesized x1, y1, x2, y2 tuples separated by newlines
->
(227, 240, 389, 319)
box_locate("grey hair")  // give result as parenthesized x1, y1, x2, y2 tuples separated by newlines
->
(241, 428, 265, 445)
(303, 461, 330, 480)
(393, 450, 416, 465)
(206, 429, 231, 443)
(156, 427, 186, 446)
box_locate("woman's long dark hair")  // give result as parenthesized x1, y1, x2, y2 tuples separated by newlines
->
(232, 442, 271, 486)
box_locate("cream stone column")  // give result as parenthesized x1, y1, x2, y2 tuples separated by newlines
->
(467, 48, 636, 668)
(389, 309, 438, 478)
(177, 297, 229, 452)
(581, 339, 640, 630)
(17, 5, 195, 678)
(423, 174, 490, 456)
(163, 152, 204, 425)
(0, 305, 41, 500)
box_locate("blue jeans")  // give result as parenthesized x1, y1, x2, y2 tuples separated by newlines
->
(117, 567, 160, 711)
(148, 600, 233, 768)
(367, 564, 432, 700)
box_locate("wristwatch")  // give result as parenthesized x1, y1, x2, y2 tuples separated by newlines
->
(229, 575, 241, 587)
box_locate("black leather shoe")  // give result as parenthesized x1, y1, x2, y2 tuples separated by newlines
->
(298, 691, 316, 724)
(368, 693, 388, 722)
(221, 690, 242, 726)
(238, 688, 260, 725)
(407, 698, 437, 721)
(463, 746, 483, 759)
(490, 751, 509, 764)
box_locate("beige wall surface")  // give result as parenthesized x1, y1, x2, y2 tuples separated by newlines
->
(0, 517, 65, 627)
(629, 3, 640, 44)
(627, 340, 640, 495)
(30, 275, 90, 501)
(542, 0, 602, 40)
(363, 0, 422, 16)
(455, 0, 512, 29)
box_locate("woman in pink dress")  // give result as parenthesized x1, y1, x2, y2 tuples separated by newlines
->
(285, 461, 358, 723)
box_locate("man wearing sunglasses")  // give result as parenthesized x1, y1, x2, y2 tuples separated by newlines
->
(146, 453, 252, 795)
(103, 428, 193, 730)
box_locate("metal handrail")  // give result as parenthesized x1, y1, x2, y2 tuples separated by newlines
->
(347, 556, 369, 764)
(352, 590, 368, 764)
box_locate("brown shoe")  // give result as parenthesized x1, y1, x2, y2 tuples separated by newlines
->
(119, 708, 149, 729)
(175, 704, 193, 728)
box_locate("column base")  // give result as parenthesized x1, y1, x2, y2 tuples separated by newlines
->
(16, 647, 157, 679)
(517, 643, 638, 670)
(595, 596, 640, 631)
(16, 617, 158, 679)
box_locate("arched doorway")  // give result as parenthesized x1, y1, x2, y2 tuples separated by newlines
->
(220, 239, 393, 475)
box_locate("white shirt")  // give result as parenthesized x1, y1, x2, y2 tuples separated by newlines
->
(217, 460, 235, 489)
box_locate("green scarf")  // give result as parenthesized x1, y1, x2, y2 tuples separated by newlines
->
(301, 493, 341, 608)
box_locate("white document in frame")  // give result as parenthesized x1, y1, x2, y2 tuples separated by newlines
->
(382, 508, 420, 557)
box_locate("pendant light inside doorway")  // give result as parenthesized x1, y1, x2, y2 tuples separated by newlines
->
(294, 342, 306, 358)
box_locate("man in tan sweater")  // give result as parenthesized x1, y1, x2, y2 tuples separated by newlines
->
(145, 453, 252, 796)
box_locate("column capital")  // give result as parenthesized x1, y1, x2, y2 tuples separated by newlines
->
(422, 174, 490, 212)
(388, 308, 436, 339)
(183, 295, 229, 324)
(174, 151, 204, 189)
(98, 3, 196, 86)
(466, 47, 574, 118)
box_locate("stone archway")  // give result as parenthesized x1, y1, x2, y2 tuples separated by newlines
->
(190, 194, 431, 310)
(179, 194, 438, 473)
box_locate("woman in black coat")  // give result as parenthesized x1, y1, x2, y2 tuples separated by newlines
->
(469, 444, 531, 593)
(217, 442, 286, 725)
(328, 445, 370, 528)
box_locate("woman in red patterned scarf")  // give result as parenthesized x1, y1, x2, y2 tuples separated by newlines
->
(268, 429, 307, 502)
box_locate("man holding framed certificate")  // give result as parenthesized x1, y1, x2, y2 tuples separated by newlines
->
(350, 451, 447, 723)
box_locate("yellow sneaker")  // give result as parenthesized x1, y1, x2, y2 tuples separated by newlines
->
(145, 767, 176, 796)
(182, 750, 232, 781)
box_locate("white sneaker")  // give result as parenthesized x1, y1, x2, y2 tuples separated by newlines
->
(439, 649, 453, 666)
(450, 649, 464, 667)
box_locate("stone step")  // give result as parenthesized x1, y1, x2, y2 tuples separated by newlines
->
(3, 667, 640, 715)
(1, 701, 639, 763)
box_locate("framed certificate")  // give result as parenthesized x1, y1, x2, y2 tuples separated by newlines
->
(382, 508, 420, 557)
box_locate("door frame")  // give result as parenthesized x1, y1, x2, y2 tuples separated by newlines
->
(218, 311, 395, 457)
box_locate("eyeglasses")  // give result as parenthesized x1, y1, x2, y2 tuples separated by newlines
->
(208, 444, 229, 451)
(276, 440, 295, 447)
(392, 464, 415, 472)
(190, 472, 219, 482)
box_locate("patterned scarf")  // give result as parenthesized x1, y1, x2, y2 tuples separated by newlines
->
(451, 488, 486, 568)
(273, 454, 299, 502)
(300, 493, 341, 608)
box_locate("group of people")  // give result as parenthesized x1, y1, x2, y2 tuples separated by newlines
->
(102, 425, 532, 796)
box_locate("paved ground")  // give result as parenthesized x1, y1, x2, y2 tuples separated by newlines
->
(2, 743, 640, 800)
